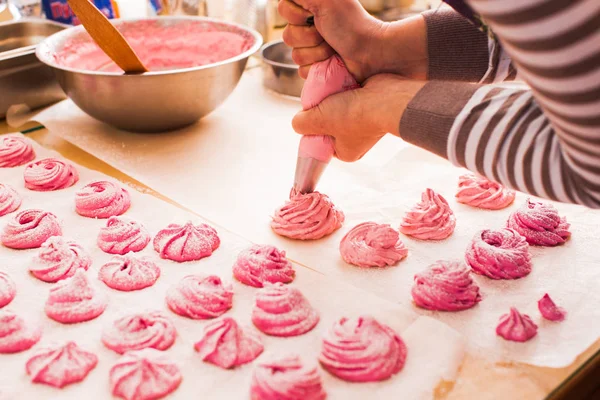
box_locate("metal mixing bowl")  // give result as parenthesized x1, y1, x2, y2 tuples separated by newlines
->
(261, 40, 303, 98)
(36, 17, 263, 132)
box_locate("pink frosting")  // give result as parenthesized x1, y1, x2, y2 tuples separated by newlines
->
(538, 293, 567, 322)
(110, 348, 182, 400)
(26, 341, 98, 388)
(102, 311, 177, 354)
(29, 236, 91, 283)
(45, 269, 107, 324)
(233, 244, 295, 288)
(339, 222, 408, 267)
(252, 283, 319, 337)
(1, 209, 62, 249)
(465, 228, 531, 280)
(99, 254, 160, 292)
(506, 199, 571, 246)
(496, 307, 538, 342)
(399, 189, 456, 240)
(98, 216, 151, 254)
(0, 136, 35, 167)
(412, 260, 481, 311)
(0, 270, 16, 308)
(319, 316, 407, 382)
(271, 192, 345, 240)
(194, 317, 264, 369)
(23, 158, 79, 191)
(0, 310, 41, 353)
(153, 221, 220, 262)
(251, 355, 327, 400)
(0, 184, 21, 217)
(456, 174, 516, 210)
(166, 274, 233, 319)
(75, 181, 131, 218)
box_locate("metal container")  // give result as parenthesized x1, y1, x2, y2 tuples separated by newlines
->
(0, 18, 67, 119)
(36, 17, 263, 132)
(261, 40, 303, 98)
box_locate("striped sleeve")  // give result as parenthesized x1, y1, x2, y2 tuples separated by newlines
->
(400, 0, 600, 208)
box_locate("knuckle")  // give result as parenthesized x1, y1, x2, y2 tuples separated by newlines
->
(291, 49, 303, 65)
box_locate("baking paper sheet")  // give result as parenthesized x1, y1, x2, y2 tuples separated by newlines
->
(0, 135, 465, 399)
(10, 68, 600, 368)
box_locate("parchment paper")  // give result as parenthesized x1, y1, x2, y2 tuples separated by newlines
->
(10, 68, 600, 368)
(0, 135, 465, 399)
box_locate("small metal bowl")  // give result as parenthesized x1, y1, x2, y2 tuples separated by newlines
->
(261, 40, 303, 98)
(36, 17, 263, 132)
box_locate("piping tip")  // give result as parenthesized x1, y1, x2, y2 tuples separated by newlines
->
(292, 156, 329, 195)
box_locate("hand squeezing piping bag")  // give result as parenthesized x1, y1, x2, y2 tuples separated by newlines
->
(293, 55, 360, 194)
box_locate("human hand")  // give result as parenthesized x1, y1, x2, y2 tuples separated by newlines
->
(291, 74, 425, 162)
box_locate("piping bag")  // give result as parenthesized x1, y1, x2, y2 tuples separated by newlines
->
(292, 55, 360, 194)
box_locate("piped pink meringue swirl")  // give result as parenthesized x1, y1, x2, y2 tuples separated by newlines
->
(456, 174, 516, 210)
(340, 222, 408, 267)
(0, 136, 35, 167)
(26, 341, 98, 388)
(75, 180, 131, 218)
(252, 283, 319, 337)
(251, 355, 327, 400)
(0, 184, 21, 217)
(412, 260, 481, 311)
(24, 158, 79, 191)
(538, 293, 567, 322)
(465, 228, 531, 280)
(194, 317, 264, 369)
(98, 216, 150, 255)
(233, 244, 295, 288)
(0, 270, 16, 308)
(506, 199, 571, 246)
(496, 307, 538, 342)
(0, 310, 41, 353)
(1, 209, 62, 249)
(166, 274, 233, 319)
(29, 236, 91, 283)
(399, 189, 456, 240)
(99, 254, 160, 292)
(319, 316, 407, 382)
(153, 221, 220, 262)
(271, 192, 344, 240)
(102, 311, 177, 354)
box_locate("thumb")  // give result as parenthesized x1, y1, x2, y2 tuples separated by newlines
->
(291, 89, 354, 136)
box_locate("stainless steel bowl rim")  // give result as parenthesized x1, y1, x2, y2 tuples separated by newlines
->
(260, 39, 298, 70)
(35, 16, 263, 77)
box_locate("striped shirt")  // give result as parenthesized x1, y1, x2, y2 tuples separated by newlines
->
(399, 0, 600, 208)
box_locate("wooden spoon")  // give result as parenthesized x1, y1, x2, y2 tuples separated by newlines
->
(67, 0, 148, 74)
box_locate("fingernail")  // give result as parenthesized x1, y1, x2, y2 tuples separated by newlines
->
(306, 16, 314, 25)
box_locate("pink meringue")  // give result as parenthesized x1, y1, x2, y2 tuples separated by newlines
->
(339, 222, 408, 267)
(252, 283, 319, 337)
(29, 236, 91, 283)
(319, 316, 407, 382)
(412, 260, 481, 311)
(456, 174, 515, 210)
(110, 349, 182, 400)
(0, 310, 41, 353)
(1, 209, 62, 249)
(98, 254, 160, 291)
(251, 355, 327, 400)
(538, 293, 567, 322)
(45, 269, 107, 324)
(271, 192, 344, 240)
(26, 341, 97, 388)
(0, 270, 16, 308)
(0, 184, 21, 216)
(194, 317, 264, 369)
(24, 158, 79, 191)
(166, 274, 233, 319)
(0, 136, 35, 167)
(507, 199, 571, 246)
(153, 221, 220, 262)
(496, 307, 538, 342)
(97, 216, 150, 254)
(233, 244, 295, 288)
(465, 228, 531, 280)
(102, 311, 176, 354)
(75, 181, 131, 218)
(301, 55, 359, 110)
(400, 189, 456, 240)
